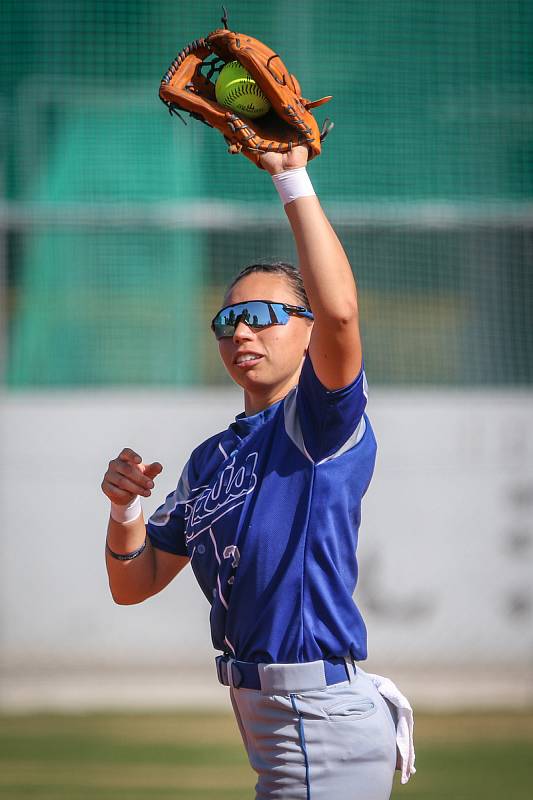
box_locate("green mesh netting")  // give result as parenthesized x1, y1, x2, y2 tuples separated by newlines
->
(7, 103, 205, 385)
(1, 0, 532, 386)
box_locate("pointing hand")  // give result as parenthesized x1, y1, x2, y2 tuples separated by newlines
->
(101, 447, 163, 506)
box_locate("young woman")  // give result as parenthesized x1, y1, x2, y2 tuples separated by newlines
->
(101, 145, 414, 799)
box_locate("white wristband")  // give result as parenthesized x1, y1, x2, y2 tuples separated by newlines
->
(110, 496, 142, 524)
(271, 167, 316, 206)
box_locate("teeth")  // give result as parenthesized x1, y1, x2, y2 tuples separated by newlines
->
(236, 354, 261, 364)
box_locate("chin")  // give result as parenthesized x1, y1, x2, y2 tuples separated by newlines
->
(231, 370, 268, 390)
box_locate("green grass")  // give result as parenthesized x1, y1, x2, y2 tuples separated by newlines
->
(0, 710, 532, 799)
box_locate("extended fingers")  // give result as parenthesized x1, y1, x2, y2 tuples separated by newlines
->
(144, 462, 163, 480)
(110, 460, 154, 496)
(101, 477, 138, 505)
(118, 447, 142, 464)
(102, 449, 164, 506)
(107, 475, 153, 498)
(103, 452, 158, 500)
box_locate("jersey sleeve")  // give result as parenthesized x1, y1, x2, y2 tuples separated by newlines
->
(146, 460, 190, 557)
(295, 354, 368, 463)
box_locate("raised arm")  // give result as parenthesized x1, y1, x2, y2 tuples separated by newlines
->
(260, 147, 361, 390)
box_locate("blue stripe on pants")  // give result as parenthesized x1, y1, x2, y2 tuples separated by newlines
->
(229, 667, 397, 799)
(290, 693, 311, 800)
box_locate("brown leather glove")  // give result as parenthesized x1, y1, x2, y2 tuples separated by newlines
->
(159, 18, 333, 169)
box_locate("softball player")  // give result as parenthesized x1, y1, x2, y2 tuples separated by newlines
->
(102, 145, 414, 799)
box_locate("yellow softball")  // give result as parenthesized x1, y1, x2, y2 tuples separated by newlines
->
(215, 61, 271, 119)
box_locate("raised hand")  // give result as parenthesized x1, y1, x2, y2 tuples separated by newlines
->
(259, 145, 309, 175)
(101, 447, 163, 506)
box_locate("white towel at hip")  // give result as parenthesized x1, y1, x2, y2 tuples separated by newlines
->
(364, 670, 416, 784)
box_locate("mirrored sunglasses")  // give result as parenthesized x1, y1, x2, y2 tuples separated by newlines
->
(211, 300, 314, 340)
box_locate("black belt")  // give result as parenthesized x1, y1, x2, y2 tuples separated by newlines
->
(215, 654, 352, 690)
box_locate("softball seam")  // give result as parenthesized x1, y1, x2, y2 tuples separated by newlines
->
(224, 83, 268, 106)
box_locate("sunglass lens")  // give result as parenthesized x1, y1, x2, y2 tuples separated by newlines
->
(212, 302, 290, 338)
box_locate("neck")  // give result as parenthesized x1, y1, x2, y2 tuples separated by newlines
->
(243, 376, 298, 416)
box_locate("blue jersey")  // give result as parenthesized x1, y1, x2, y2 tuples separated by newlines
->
(147, 355, 376, 664)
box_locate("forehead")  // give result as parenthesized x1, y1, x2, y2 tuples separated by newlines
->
(224, 272, 301, 306)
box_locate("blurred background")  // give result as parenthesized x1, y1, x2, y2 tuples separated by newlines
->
(0, 1, 532, 797)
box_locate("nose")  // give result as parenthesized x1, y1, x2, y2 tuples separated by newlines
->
(233, 319, 255, 343)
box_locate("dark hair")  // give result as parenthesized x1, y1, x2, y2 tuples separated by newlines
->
(226, 261, 310, 309)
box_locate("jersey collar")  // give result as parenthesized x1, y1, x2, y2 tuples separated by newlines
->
(231, 398, 283, 438)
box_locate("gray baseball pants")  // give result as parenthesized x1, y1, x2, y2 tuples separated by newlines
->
(229, 660, 398, 799)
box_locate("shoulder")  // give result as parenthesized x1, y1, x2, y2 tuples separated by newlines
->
(290, 354, 369, 463)
(299, 353, 368, 404)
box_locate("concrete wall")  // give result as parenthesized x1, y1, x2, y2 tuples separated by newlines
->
(1, 388, 532, 709)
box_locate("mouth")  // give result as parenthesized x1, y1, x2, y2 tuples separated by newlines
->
(234, 352, 264, 369)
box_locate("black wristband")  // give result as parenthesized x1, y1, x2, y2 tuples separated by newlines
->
(106, 537, 147, 561)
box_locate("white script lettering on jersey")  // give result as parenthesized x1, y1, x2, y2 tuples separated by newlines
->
(224, 545, 240, 585)
(223, 545, 241, 568)
(185, 452, 258, 543)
